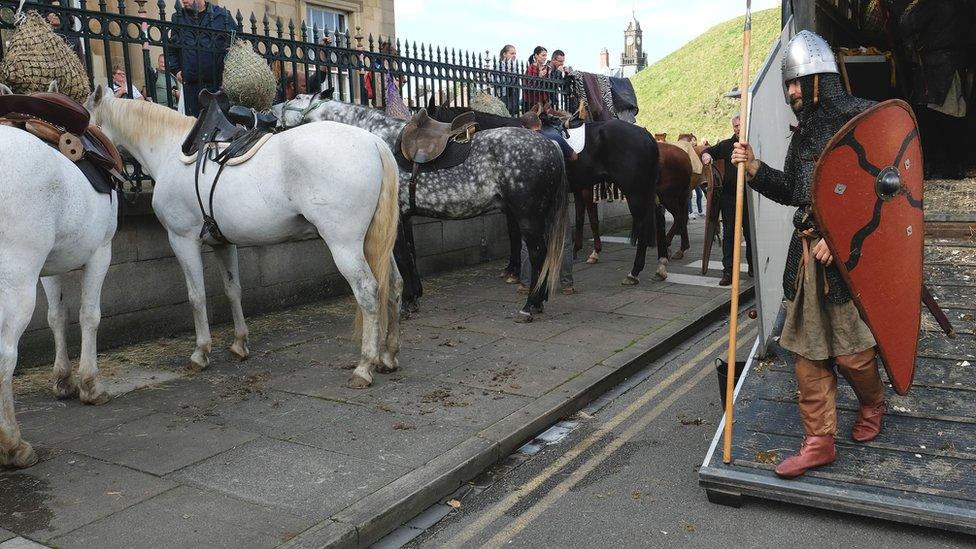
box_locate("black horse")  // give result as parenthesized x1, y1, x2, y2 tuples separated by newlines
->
(432, 105, 661, 285)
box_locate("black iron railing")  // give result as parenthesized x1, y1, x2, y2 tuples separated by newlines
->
(1, 0, 570, 195)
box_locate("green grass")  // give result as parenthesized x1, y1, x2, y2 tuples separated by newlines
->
(632, 7, 782, 143)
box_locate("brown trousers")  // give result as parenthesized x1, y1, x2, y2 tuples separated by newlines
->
(795, 347, 885, 436)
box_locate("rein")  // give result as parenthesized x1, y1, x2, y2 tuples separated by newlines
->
(281, 98, 328, 125)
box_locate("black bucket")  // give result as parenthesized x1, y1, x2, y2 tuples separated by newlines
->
(715, 359, 747, 408)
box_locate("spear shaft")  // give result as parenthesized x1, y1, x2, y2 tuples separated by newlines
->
(723, 0, 753, 465)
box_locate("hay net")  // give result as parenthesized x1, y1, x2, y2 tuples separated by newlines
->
(0, 11, 91, 104)
(221, 39, 276, 111)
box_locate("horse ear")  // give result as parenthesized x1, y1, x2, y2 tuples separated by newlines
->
(47, 79, 60, 94)
(0, 83, 12, 96)
(324, 85, 335, 100)
(416, 108, 429, 121)
(426, 92, 436, 111)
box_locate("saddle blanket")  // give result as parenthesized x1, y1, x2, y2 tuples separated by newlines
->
(179, 132, 274, 166)
(565, 126, 585, 154)
(672, 140, 703, 175)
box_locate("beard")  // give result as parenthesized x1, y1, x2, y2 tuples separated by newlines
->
(789, 95, 804, 113)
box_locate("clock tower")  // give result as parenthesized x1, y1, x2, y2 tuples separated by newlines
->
(620, 12, 647, 77)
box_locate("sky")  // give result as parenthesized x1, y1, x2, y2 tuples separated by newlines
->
(396, 0, 780, 72)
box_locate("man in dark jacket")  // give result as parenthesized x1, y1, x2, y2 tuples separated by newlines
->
(166, 0, 236, 116)
(898, 0, 971, 179)
(732, 31, 886, 480)
(702, 114, 753, 286)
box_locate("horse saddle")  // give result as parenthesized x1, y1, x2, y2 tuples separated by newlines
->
(399, 108, 476, 164)
(0, 92, 125, 194)
(180, 89, 276, 164)
(564, 125, 586, 154)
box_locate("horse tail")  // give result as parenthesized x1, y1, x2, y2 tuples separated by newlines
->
(534, 165, 569, 295)
(357, 141, 401, 336)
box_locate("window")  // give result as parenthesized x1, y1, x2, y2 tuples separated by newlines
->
(305, 5, 347, 39)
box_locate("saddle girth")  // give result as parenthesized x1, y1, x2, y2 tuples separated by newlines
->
(186, 90, 276, 244)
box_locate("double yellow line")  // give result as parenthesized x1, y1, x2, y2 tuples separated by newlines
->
(445, 325, 758, 547)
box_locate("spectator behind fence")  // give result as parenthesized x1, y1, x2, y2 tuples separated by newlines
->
(523, 46, 549, 110)
(42, 0, 84, 62)
(548, 49, 570, 107)
(284, 70, 307, 101)
(497, 44, 519, 116)
(149, 53, 178, 108)
(110, 65, 145, 100)
(166, 0, 236, 116)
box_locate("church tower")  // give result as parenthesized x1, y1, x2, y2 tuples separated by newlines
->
(620, 12, 647, 77)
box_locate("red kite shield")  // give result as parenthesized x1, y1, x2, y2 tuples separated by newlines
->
(813, 99, 924, 395)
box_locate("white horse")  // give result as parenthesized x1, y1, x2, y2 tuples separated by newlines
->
(85, 85, 402, 388)
(0, 85, 118, 469)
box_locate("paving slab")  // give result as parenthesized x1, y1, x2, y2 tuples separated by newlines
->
(291, 407, 474, 469)
(62, 413, 258, 476)
(16, 400, 155, 446)
(169, 437, 409, 520)
(0, 454, 175, 542)
(0, 538, 48, 549)
(49, 486, 310, 549)
(9, 229, 748, 548)
(0, 530, 14, 543)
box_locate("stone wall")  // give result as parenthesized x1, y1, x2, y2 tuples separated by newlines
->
(19, 201, 634, 366)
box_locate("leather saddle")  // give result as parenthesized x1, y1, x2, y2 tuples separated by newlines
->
(0, 92, 125, 193)
(399, 108, 476, 164)
(182, 89, 278, 245)
(181, 89, 277, 160)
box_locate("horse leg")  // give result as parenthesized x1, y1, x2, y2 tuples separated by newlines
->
(40, 275, 77, 400)
(572, 190, 585, 258)
(167, 233, 212, 371)
(212, 245, 249, 361)
(379, 256, 403, 373)
(328, 243, 383, 388)
(395, 217, 422, 314)
(504, 212, 522, 281)
(0, 277, 41, 469)
(585, 188, 602, 260)
(654, 205, 669, 281)
(76, 243, 111, 405)
(515, 232, 547, 322)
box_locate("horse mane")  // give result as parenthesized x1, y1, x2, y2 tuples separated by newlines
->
(100, 98, 195, 143)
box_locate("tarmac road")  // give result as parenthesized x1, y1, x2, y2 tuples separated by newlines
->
(396, 310, 975, 549)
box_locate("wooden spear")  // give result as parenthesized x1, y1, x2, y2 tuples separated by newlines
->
(723, 0, 753, 464)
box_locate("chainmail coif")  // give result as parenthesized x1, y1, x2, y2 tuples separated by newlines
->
(750, 73, 876, 304)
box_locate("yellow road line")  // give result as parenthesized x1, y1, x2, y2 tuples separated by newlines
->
(445, 326, 756, 547)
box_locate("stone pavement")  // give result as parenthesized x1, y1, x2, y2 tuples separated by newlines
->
(3, 221, 752, 548)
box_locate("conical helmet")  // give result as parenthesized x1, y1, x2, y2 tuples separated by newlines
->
(781, 30, 838, 101)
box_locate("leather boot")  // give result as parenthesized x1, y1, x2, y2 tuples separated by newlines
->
(836, 348, 886, 442)
(794, 356, 837, 437)
(774, 435, 836, 479)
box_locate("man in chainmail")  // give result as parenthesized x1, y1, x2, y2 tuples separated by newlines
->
(731, 31, 887, 479)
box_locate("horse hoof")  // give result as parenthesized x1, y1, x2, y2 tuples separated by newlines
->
(514, 311, 534, 323)
(80, 378, 111, 406)
(530, 304, 544, 315)
(621, 274, 640, 286)
(376, 358, 399, 374)
(505, 275, 520, 284)
(2, 441, 39, 470)
(188, 351, 210, 372)
(230, 341, 250, 361)
(53, 376, 79, 400)
(586, 251, 600, 264)
(407, 301, 420, 314)
(670, 249, 685, 260)
(81, 388, 112, 406)
(348, 373, 372, 389)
